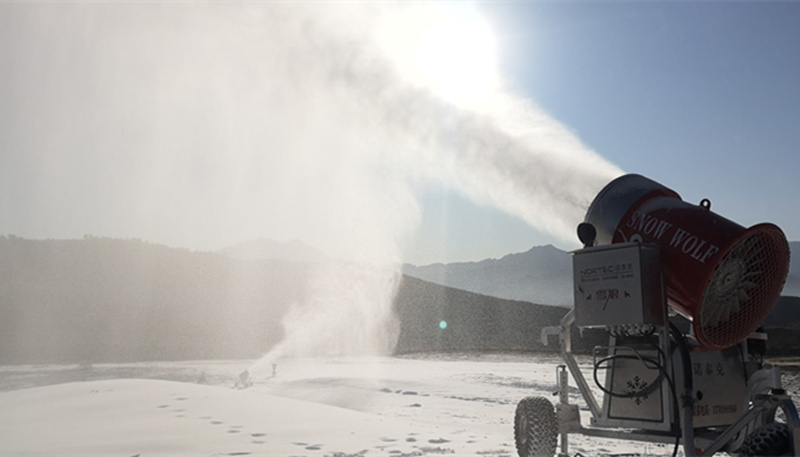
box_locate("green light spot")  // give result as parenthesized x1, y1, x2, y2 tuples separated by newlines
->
(439, 320, 447, 330)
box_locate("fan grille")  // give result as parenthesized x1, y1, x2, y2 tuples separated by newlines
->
(698, 227, 789, 349)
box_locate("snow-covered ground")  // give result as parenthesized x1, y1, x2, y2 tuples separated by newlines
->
(1, 353, 799, 456)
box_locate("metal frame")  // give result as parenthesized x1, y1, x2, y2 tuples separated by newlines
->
(541, 308, 800, 456)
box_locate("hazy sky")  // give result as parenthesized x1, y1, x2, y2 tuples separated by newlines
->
(413, 1, 800, 263)
(2, 2, 798, 265)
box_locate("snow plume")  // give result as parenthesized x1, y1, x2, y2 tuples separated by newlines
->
(271, 3, 623, 244)
(1, 3, 621, 361)
(258, 263, 403, 362)
(250, 3, 622, 363)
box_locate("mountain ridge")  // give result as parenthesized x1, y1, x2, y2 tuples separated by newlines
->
(1, 236, 798, 364)
(403, 244, 573, 307)
(0, 236, 581, 363)
(219, 238, 330, 263)
(405, 241, 800, 305)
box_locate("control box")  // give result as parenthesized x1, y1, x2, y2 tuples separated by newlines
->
(573, 243, 666, 328)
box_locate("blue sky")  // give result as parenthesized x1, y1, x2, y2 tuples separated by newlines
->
(1, 2, 798, 266)
(405, 1, 800, 264)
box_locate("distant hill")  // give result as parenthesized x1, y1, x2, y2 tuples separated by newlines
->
(764, 296, 800, 326)
(784, 241, 800, 297)
(1, 236, 798, 364)
(219, 238, 330, 263)
(395, 276, 568, 353)
(762, 296, 800, 356)
(0, 236, 581, 364)
(404, 242, 800, 306)
(403, 244, 573, 307)
(0, 237, 305, 364)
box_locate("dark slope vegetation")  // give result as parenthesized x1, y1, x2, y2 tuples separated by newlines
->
(394, 275, 559, 353)
(763, 296, 800, 356)
(0, 237, 797, 363)
(0, 237, 591, 363)
(393, 275, 605, 353)
(0, 237, 303, 363)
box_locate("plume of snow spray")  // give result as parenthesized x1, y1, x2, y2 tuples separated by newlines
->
(248, 3, 622, 368)
(0, 3, 622, 368)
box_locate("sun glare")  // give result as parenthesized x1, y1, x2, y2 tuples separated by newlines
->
(379, 5, 499, 107)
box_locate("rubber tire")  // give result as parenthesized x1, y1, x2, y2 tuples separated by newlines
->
(514, 396, 558, 457)
(739, 423, 792, 456)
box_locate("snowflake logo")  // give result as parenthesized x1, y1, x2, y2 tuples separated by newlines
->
(627, 375, 649, 405)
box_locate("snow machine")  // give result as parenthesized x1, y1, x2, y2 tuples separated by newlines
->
(515, 174, 797, 457)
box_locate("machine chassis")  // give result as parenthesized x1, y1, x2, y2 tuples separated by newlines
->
(520, 242, 800, 457)
(536, 308, 800, 456)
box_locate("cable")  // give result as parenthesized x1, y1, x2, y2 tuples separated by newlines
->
(670, 322, 696, 457)
(591, 334, 676, 402)
(591, 329, 683, 456)
(647, 334, 681, 457)
(592, 352, 665, 399)
(672, 434, 680, 457)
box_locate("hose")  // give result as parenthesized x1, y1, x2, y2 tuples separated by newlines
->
(670, 322, 697, 457)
